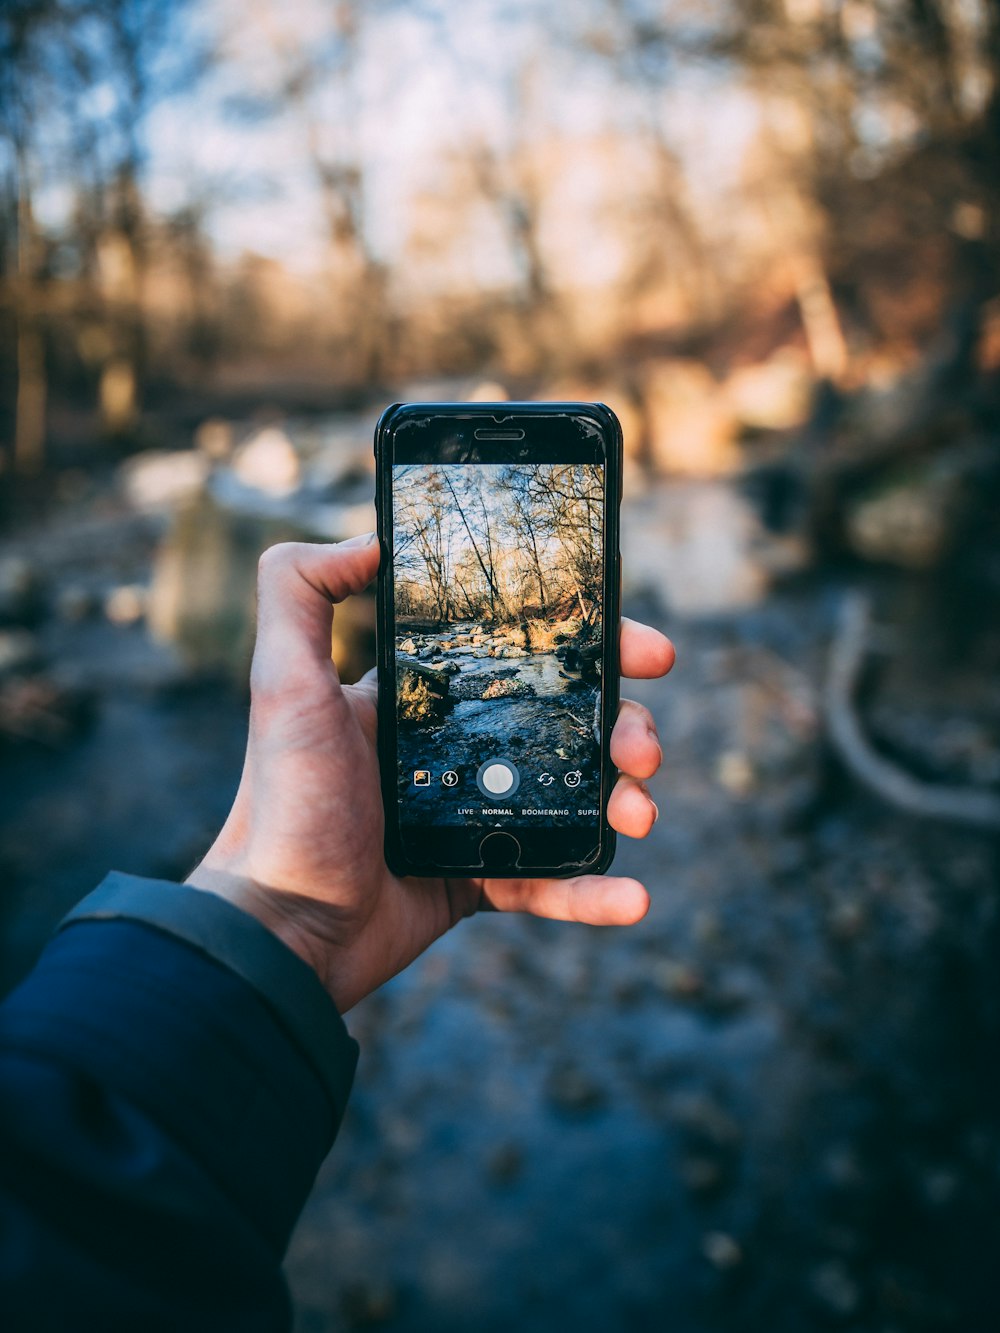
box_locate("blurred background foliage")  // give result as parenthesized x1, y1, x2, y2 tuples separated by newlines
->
(3, 0, 998, 471)
(2, 3, 1000, 1331)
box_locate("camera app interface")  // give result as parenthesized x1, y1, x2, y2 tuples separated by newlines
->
(392, 462, 605, 834)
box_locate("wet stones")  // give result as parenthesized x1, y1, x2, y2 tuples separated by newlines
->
(397, 663, 451, 724)
(545, 1063, 608, 1116)
(0, 626, 95, 747)
(0, 673, 95, 747)
(671, 1091, 744, 1199)
(481, 676, 535, 700)
(807, 1259, 861, 1319)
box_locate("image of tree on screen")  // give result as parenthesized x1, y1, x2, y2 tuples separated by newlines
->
(391, 463, 606, 814)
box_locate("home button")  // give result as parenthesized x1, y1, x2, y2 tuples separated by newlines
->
(479, 831, 521, 870)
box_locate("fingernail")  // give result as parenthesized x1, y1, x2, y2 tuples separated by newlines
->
(340, 531, 378, 548)
(650, 799, 659, 824)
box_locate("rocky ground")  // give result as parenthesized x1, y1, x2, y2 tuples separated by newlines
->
(1, 459, 998, 1333)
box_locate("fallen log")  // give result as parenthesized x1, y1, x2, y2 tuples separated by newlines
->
(824, 592, 1000, 832)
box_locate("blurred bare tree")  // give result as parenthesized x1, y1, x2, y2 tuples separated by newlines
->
(1, 0, 205, 470)
(1, 0, 997, 477)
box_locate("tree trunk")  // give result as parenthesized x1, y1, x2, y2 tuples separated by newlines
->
(15, 317, 46, 474)
(14, 161, 45, 473)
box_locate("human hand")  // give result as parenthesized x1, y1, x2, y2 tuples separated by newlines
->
(187, 536, 675, 1013)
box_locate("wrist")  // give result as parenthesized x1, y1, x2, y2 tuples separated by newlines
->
(185, 862, 348, 1010)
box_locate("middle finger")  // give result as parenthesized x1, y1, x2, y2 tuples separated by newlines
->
(610, 698, 662, 780)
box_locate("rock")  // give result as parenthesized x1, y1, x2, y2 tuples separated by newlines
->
(622, 480, 770, 613)
(104, 584, 147, 626)
(702, 1231, 743, 1271)
(670, 1092, 743, 1151)
(339, 1278, 398, 1327)
(821, 1145, 866, 1193)
(487, 1142, 524, 1186)
(120, 449, 209, 511)
(0, 557, 43, 626)
(232, 426, 300, 497)
(397, 663, 450, 724)
(545, 1064, 607, 1116)
(303, 453, 375, 503)
(55, 584, 98, 623)
(398, 637, 419, 655)
(679, 1155, 728, 1196)
(723, 350, 812, 432)
(551, 622, 582, 644)
(481, 677, 535, 700)
(921, 1167, 959, 1207)
(148, 490, 376, 685)
(558, 641, 601, 682)
(494, 645, 527, 658)
(703, 966, 759, 1017)
(844, 461, 960, 569)
(807, 1260, 861, 1318)
(468, 379, 510, 402)
(525, 617, 582, 652)
(717, 750, 754, 797)
(651, 959, 704, 1000)
(194, 417, 234, 460)
(440, 661, 460, 675)
(0, 629, 41, 680)
(827, 898, 866, 943)
(494, 624, 527, 649)
(643, 359, 740, 476)
(0, 674, 95, 746)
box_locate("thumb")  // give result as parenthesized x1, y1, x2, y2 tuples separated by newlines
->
(251, 535, 380, 691)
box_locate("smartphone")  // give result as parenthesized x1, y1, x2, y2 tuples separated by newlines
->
(375, 402, 622, 879)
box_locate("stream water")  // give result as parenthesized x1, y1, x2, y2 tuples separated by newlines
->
(395, 624, 602, 828)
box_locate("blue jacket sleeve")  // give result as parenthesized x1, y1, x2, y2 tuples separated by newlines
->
(0, 873, 359, 1331)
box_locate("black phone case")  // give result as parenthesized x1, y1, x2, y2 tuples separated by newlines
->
(375, 402, 622, 880)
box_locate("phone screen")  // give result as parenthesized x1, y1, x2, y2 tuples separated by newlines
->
(391, 460, 605, 849)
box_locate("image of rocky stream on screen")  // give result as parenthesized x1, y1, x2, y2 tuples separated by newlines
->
(392, 463, 604, 827)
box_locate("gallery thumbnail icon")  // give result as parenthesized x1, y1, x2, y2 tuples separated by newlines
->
(413, 770, 431, 786)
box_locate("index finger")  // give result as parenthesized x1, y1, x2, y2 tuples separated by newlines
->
(620, 617, 675, 679)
